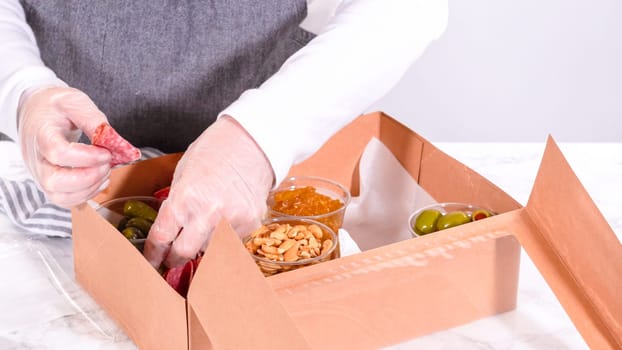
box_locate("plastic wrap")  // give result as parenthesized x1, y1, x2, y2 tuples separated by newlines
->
(0, 231, 128, 344)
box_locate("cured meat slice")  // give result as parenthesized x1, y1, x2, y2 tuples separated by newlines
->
(163, 256, 202, 297)
(92, 123, 141, 166)
(163, 260, 194, 297)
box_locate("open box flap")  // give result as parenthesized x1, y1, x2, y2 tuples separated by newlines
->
(522, 136, 622, 349)
(266, 212, 522, 349)
(287, 112, 425, 196)
(417, 138, 522, 214)
(295, 111, 522, 213)
(187, 219, 311, 350)
(94, 152, 182, 200)
(72, 203, 188, 350)
(287, 112, 381, 193)
(74, 153, 188, 350)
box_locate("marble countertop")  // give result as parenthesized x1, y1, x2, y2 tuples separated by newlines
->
(1, 142, 620, 350)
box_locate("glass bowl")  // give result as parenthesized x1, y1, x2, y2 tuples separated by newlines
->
(408, 202, 495, 237)
(243, 217, 339, 277)
(95, 196, 162, 251)
(266, 176, 351, 234)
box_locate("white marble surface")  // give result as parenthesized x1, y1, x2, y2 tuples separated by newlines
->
(1, 142, 620, 350)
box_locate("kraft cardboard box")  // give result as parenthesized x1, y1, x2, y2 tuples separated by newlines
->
(71, 112, 621, 350)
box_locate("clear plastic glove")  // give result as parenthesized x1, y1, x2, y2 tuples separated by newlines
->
(17, 86, 113, 207)
(144, 116, 274, 269)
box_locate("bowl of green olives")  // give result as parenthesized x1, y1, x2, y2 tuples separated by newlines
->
(408, 202, 495, 237)
(96, 196, 162, 251)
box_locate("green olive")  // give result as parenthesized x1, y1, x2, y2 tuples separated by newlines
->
(123, 199, 158, 222)
(414, 209, 442, 235)
(122, 226, 144, 240)
(436, 211, 471, 231)
(117, 216, 129, 231)
(125, 217, 152, 238)
(472, 209, 492, 221)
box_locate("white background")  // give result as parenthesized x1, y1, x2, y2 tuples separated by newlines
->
(308, 0, 622, 142)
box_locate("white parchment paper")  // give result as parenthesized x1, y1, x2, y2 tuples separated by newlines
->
(342, 137, 437, 251)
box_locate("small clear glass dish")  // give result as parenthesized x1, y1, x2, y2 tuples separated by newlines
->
(408, 202, 495, 237)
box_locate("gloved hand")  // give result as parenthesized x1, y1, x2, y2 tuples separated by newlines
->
(17, 86, 113, 207)
(144, 116, 274, 269)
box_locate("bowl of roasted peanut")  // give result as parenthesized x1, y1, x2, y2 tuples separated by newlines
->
(243, 217, 339, 276)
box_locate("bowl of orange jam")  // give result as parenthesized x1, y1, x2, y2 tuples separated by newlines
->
(267, 176, 350, 234)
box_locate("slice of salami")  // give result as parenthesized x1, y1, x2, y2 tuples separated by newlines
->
(92, 123, 141, 166)
(162, 255, 203, 297)
(163, 258, 197, 297)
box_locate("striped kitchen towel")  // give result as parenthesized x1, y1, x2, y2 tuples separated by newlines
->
(0, 141, 165, 237)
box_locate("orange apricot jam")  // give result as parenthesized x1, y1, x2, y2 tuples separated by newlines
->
(271, 186, 343, 217)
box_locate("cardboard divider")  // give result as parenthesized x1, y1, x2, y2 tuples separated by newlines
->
(187, 219, 311, 350)
(188, 306, 212, 350)
(73, 152, 187, 350)
(265, 212, 522, 349)
(286, 112, 383, 194)
(95, 153, 182, 200)
(418, 140, 522, 214)
(378, 114, 428, 180)
(523, 136, 622, 350)
(72, 203, 188, 350)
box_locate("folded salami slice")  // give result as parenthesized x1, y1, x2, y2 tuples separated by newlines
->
(92, 123, 141, 166)
(163, 260, 194, 297)
(163, 256, 202, 297)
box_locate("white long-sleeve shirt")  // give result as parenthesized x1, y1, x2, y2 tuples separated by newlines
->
(0, 0, 448, 184)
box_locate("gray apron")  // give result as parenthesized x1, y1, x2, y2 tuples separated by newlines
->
(20, 0, 313, 152)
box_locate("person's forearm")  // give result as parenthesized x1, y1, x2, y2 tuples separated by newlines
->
(0, 0, 65, 141)
(222, 0, 448, 184)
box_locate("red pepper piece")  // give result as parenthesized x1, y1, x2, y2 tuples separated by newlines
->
(472, 209, 492, 221)
(153, 186, 171, 201)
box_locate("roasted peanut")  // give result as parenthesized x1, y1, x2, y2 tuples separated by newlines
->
(279, 239, 296, 252)
(308, 224, 323, 240)
(252, 237, 267, 246)
(313, 247, 320, 256)
(283, 242, 299, 262)
(270, 230, 288, 241)
(321, 239, 334, 255)
(251, 225, 270, 238)
(262, 245, 279, 255)
(308, 236, 319, 249)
